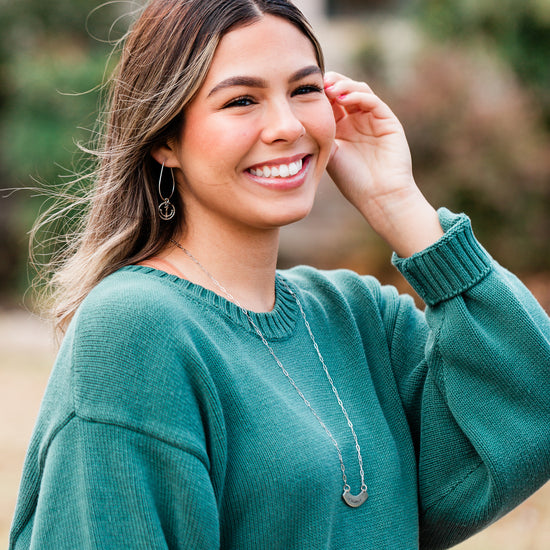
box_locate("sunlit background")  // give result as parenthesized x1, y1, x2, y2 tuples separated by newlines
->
(1, 0, 549, 547)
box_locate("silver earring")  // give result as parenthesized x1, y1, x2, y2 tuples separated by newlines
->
(158, 161, 176, 221)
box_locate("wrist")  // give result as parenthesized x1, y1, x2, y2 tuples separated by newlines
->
(359, 189, 444, 257)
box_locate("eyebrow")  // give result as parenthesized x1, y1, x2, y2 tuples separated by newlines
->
(207, 65, 322, 97)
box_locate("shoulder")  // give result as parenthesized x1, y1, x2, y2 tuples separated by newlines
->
(79, 265, 185, 322)
(70, 266, 190, 366)
(73, 266, 205, 349)
(64, 267, 220, 448)
(282, 265, 407, 313)
(282, 265, 424, 342)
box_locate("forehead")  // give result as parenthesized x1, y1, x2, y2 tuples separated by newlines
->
(205, 15, 319, 83)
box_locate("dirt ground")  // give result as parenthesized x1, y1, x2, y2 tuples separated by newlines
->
(1, 308, 549, 549)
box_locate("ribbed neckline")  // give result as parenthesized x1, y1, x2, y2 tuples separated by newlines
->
(119, 265, 299, 340)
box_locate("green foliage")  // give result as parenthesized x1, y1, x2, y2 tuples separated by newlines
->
(393, 0, 550, 272)
(0, 0, 126, 181)
(411, 0, 550, 118)
(1, 0, 132, 47)
(0, 0, 129, 303)
(355, 32, 550, 272)
(1, 49, 110, 182)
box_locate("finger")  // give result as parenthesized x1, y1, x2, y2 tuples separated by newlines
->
(324, 73, 374, 97)
(324, 75, 349, 122)
(323, 70, 348, 87)
(331, 101, 348, 123)
(324, 71, 372, 89)
(326, 91, 348, 123)
(323, 71, 350, 95)
(335, 90, 396, 121)
(328, 140, 339, 164)
(324, 72, 355, 101)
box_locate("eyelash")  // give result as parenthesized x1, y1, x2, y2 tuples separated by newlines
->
(222, 83, 323, 109)
(224, 96, 255, 108)
(293, 84, 323, 96)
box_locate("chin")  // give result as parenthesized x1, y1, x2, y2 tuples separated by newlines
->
(263, 204, 314, 229)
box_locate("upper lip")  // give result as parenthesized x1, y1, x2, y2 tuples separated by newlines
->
(246, 153, 309, 171)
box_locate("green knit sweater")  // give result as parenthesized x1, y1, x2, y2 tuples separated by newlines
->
(9, 209, 550, 549)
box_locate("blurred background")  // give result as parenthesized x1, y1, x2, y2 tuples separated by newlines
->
(1, 0, 549, 547)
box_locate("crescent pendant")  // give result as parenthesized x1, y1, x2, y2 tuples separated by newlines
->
(342, 487, 368, 508)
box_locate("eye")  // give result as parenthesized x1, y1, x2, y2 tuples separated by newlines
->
(292, 84, 323, 96)
(223, 96, 256, 109)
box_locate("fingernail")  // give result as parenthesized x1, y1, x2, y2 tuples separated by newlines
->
(337, 94, 348, 100)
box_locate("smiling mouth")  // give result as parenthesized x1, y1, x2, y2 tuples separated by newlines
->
(248, 157, 306, 179)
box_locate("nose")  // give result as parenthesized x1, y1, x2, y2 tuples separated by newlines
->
(260, 99, 305, 144)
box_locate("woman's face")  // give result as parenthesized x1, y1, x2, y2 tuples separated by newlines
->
(165, 14, 336, 234)
(162, 15, 335, 235)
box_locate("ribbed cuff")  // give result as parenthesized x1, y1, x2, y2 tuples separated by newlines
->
(391, 208, 493, 306)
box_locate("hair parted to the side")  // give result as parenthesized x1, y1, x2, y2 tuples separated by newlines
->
(32, 0, 324, 338)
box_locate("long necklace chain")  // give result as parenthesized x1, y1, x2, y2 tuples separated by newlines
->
(170, 240, 368, 507)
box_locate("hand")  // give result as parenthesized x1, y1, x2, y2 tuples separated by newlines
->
(324, 72, 413, 210)
(324, 72, 443, 256)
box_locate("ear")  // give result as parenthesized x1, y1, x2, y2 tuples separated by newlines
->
(151, 140, 181, 169)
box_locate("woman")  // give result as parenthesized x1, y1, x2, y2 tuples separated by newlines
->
(9, 0, 550, 548)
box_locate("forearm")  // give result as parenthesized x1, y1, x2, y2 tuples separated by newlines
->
(356, 183, 444, 258)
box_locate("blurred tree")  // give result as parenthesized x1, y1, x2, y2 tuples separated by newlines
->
(411, 0, 550, 125)
(394, 46, 550, 272)
(1, 0, 132, 180)
(0, 0, 132, 303)
(352, 0, 550, 273)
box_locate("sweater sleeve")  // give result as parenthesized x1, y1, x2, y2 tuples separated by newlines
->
(25, 417, 220, 549)
(390, 208, 550, 549)
(10, 275, 226, 549)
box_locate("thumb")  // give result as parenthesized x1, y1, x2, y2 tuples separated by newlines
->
(329, 140, 339, 163)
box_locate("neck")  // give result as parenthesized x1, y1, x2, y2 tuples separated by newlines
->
(165, 224, 280, 313)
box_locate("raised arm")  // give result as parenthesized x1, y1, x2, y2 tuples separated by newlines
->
(387, 210, 550, 548)
(323, 71, 443, 257)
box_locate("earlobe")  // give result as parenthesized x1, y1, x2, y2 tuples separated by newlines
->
(151, 141, 181, 169)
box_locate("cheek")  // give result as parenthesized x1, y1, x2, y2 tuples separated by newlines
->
(305, 99, 336, 151)
(196, 119, 258, 158)
(320, 100, 337, 142)
(181, 124, 260, 185)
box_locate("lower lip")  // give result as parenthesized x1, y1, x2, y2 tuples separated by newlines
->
(245, 156, 312, 191)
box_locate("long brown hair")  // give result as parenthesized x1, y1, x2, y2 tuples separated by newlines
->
(32, 0, 324, 336)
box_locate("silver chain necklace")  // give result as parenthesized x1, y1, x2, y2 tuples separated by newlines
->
(171, 240, 368, 507)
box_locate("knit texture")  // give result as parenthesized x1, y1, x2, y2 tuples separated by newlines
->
(9, 209, 550, 549)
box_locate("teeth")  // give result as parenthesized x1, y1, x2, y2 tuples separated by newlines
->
(250, 158, 303, 178)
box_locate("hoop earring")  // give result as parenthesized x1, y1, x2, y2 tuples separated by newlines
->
(158, 161, 176, 221)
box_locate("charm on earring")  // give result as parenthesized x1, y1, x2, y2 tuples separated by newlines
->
(158, 161, 176, 221)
